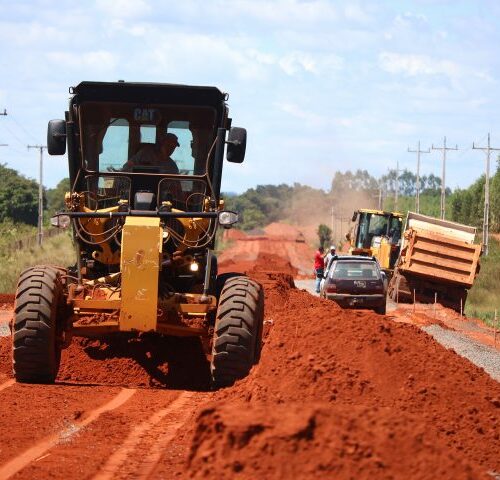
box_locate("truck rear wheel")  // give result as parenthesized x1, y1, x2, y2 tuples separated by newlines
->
(12, 266, 65, 383)
(211, 276, 264, 388)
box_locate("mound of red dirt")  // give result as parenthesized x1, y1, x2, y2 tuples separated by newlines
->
(186, 254, 500, 479)
(218, 224, 316, 276)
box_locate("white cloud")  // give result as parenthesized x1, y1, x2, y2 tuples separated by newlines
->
(279, 51, 343, 76)
(344, 4, 371, 23)
(379, 52, 460, 78)
(225, 0, 338, 26)
(46, 51, 118, 70)
(394, 12, 429, 28)
(275, 102, 326, 127)
(95, 0, 151, 18)
(378, 52, 493, 87)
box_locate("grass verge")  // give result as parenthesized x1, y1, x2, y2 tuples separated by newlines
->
(465, 237, 500, 327)
(0, 232, 75, 293)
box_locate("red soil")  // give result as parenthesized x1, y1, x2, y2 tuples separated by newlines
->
(185, 236, 500, 479)
(0, 223, 498, 479)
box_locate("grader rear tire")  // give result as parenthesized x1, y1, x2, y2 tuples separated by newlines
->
(12, 266, 65, 383)
(211, 276, 264, 388)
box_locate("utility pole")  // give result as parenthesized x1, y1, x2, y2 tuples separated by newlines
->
(27, 145, 48, 246)
(331, 206, 335, 242)
(473, 133, 500, 256)
(408, 141, 430, 214)
(0, 110, 8, 153)
(395, 160, 399, 212)
(432, 137, 458, 220)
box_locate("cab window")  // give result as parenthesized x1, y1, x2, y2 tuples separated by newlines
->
(99, 118, 129, 172)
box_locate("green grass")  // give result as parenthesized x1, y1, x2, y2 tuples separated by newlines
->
(465, 237, 500, 326)
(0, 221, 37, 252)
(0, 232, 75, 293)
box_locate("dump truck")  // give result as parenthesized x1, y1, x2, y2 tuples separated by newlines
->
(12, 81, 263, 387)
(387, 212, 482, 312)
(348, 209, 403, 273)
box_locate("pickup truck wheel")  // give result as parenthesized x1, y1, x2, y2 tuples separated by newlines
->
(211, 276, 264, 388)
(375, 303, 386, 315)
(12, 266, 65, 383)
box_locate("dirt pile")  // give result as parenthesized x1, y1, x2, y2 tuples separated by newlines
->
(186, 254, 500, 479)
(218, 224, 316, 276)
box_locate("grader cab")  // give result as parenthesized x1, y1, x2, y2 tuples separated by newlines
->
(12, 81, 263, 387)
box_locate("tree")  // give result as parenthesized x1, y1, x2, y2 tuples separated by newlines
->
(317, 224, 332, 249)
(330, 169, 378, 195)
(46, 178, 70, 216)
(0, 164, 40, 225)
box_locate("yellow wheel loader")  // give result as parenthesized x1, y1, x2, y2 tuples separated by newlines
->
(12, 81, 263, 388)
(348, 209, 403, 273)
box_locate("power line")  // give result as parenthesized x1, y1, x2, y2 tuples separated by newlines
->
(432, 137, 458, 220)
(2, 121, 30, 148)
(27, 145, 48, 246)
(473, 133, 500, 256)
(408, 141, 430, 214)
(9, 112, 40, 144)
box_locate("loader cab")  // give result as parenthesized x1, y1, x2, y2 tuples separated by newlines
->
(351, 209, 403, 270)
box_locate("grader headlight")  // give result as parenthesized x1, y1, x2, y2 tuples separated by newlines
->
(218, 210, 238, 228)
(190, 262, 199, 272)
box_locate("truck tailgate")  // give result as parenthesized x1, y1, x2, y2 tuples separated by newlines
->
(399, 228, 481, 287)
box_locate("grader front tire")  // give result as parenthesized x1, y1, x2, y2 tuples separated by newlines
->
(12, 266, 65, 383)
(211, 276, 264, 388)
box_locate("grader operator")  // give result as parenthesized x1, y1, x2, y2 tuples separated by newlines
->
(12, 81, 263, 388)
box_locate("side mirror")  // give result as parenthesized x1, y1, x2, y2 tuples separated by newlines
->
(226, 127, 246, 163)
(351, 211, 358, 222)
(47, 119, 66, 155)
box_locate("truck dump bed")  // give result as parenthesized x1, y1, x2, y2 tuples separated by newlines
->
(398, 213, 481, 287)
(400, 227, 481, 287)
(389, 213, 482, 311)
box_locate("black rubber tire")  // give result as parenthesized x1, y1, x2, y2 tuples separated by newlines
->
(211, 276, 264, 388)
(12, 266, 65, 383)
(375, 303, 387, 315)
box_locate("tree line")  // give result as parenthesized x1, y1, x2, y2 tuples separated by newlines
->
(224, 163, 500, 232)
(1, 161, 499, 233)
(0, 164, 68, 225)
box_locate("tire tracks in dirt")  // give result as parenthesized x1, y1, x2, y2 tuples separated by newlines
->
(12, 388, 210, 479)
(93, 391, 198, 480)
(0, 388, 136, 479)
(0, 378, 15, 392)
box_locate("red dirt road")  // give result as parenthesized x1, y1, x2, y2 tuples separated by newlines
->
(0, 225, 498, 479)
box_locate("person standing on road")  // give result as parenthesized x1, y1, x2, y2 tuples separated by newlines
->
(324, 245, 336, 274)
(314, 246, 325, 293)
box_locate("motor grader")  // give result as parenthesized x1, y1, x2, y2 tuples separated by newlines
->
(12, 81, 263, 387)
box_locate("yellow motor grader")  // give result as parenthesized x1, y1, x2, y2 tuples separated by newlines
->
(12, 81, 263, 387)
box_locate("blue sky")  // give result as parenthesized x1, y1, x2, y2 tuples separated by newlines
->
(1, 0, 500, 193)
